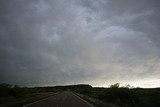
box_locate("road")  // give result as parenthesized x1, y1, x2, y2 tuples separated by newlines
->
(23, 91, 94, 107)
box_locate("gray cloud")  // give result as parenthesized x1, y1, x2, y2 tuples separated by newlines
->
(0, 0, 160, 87)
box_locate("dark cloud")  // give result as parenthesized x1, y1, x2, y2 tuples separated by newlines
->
(0, 0, 160, 87)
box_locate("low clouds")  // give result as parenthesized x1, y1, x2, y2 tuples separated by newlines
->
(0, 0, 160, 87)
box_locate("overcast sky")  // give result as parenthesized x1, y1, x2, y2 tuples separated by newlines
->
(0, 0, 160, 88)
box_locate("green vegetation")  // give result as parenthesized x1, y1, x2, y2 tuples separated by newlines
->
(73, 83, 160, 107)
(1, 83, 160, 107)
(0, 83, 58, 107)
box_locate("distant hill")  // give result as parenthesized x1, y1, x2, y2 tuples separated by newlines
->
(53, 84, 92, 91)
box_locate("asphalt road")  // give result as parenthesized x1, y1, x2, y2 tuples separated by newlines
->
(23, 91, 94, 107)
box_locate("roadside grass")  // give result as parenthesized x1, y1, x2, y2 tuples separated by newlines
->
(76, 93, 120, 107)
(75, 87, 160, 107)
(0, 92, 57, 107)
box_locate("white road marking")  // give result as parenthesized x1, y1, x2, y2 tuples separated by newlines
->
(23, 96, 53, 107)
(71, 92, 94, 107)
(22, 93, 59, 107)
(23, 91, 93, 107)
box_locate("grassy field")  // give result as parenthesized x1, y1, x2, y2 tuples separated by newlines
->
(0, 92, 57, 107)
(76, 93, 120, 107)
(75, 87, 160, 107)
(0, 84, 59, 107)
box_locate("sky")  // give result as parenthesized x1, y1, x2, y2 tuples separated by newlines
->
(0, 0, 160, 88)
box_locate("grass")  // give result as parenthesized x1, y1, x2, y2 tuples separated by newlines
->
(0, 92, 57, 107)
(76, 93, 119, 107)
(74, 87, 160, 107)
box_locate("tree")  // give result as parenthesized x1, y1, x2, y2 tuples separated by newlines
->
(110, 83, 120, 88)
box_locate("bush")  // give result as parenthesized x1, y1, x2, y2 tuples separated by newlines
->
(110, 83, 120, 88)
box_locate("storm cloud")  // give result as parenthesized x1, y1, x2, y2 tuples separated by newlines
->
(0, 0, 160, 87)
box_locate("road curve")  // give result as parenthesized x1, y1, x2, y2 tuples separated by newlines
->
(23, 91, 94, 107)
